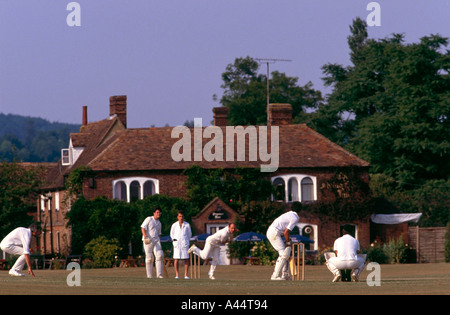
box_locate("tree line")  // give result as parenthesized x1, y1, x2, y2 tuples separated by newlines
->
(0, 113, 80, 163)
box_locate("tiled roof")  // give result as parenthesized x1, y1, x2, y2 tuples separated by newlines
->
(86, 124, 369, 171)
(42, 120, 369, 189)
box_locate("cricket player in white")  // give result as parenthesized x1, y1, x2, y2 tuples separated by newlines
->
(188, 223, 238, 280)
(326, 225, 366, 282)
(170, 211, 192, 279)
(0, 223, 41, 277)
(141, 207, 164, 278)
(266, 211, 300, 280)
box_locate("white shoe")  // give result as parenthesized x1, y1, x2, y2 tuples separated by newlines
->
(209, 275, 215, 280)
(332, 274, 341, 282)
(9, 270, 25, 277)
(187, 244, 197, 254)
(184, 276, 190, 279)
(351, 273, 359, 282)
(271, 274, 283, 280)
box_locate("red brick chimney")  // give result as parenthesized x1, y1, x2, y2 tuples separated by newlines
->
(82, 106, 88, 126)
(213, 107, 228, 126)
(268, 103, 292, 126)
(109, 95, 127, 128)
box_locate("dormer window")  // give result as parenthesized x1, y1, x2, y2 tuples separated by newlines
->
(61, 149, 72, 166)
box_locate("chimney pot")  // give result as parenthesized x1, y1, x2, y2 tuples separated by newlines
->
(82, 106, 88, 126)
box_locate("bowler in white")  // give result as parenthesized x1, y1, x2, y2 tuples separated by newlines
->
(188, 224, 238, 280)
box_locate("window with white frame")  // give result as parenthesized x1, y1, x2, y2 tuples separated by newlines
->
(271, 174, 317, 203)
(113, 177, 159, 203)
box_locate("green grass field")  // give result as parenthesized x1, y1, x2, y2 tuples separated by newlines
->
(0, 263, 448, 295)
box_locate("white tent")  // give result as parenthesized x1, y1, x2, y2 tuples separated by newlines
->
(370, 213, 422, 224)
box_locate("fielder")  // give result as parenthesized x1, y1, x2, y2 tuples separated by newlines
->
(141, 207, 164, 278)
(0, 223, 41, 277)
(325, 224, 366, 282)
(170, 211, 192, 279)
(266, 210, 300, 280)
(188, 223, 238, 280)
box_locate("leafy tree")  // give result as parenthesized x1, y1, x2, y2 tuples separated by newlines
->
(317, 18, 450, 188)
(219, 56, 323, 125)
(0, 161, 43, 237)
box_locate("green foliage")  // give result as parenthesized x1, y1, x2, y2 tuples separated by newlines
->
(366, 244, 389, 264)
(219, 56, 323, 125)
(227, 241, 277, 266)
(382, 236, 416, 264)
(83, 236, 121, 268)
(0, 113, 80, 162)
(183, 165, 274, 211)
(318, 18, 450, 188)
(66, 194, 195, 257)
(237, 201, 285, 234)
(65, 166, 92, 197)
(0, 161, 43, 237)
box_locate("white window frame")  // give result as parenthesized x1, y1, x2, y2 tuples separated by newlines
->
(61, 148, 72, 166)
(271, 174, 317, 203)
(112, 177, 159, 203)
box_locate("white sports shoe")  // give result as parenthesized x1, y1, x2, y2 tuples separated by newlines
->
(187, 244, 197, 254)
(209, 275, 215, 280)
(9, 270, 25, 277)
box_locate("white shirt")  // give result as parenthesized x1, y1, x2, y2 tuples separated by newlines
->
(333, 234, 360, 260)
(207, 226, 232, 246)
(0, 227, 32, 255)
(141, 216, 161, 240)
(271, 211, 300, 232)
(170, 221, 192, 249)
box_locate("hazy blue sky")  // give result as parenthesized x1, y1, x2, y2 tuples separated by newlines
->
(1, 0, 449, 127)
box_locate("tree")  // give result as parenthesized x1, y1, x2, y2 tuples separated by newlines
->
(219, 56, 323, 125)
(317, 18, 450, 187)
(0, 161, 43, 237)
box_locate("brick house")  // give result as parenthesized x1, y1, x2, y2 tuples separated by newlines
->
(37, 95, 371, 256)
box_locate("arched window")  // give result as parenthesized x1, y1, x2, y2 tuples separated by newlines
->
(301, 177, 314, 202)
(114, 181, 127, 201)
(143, 180, 155, 198)
(112, 177, 159, 203)
(130, 181, 141, 203)
(288, 178, 299, 202)
(273, 177, 285, 201)
(271, 174, 316, 203)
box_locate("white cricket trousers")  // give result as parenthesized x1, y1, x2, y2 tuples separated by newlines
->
(143, 239, 164, 278)
(326, 257, 366, 276)
(266, 225, 290, 279)
(0, 244, 27, 272)
(192, 240, 220, 277)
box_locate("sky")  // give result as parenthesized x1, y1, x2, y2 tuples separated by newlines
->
(0, 0, 449, 128)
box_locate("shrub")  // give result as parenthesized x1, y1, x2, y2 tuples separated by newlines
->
(366, 244, 389, 264)
(83, 236, 121, 268)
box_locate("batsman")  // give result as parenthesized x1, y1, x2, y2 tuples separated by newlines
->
(266, 210, 301, 280)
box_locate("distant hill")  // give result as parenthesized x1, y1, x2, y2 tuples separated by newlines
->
(0, 113, 80, 162)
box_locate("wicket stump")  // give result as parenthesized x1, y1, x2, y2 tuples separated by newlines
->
(190, 253, 201, 279)
(290, 242, 305, 280)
